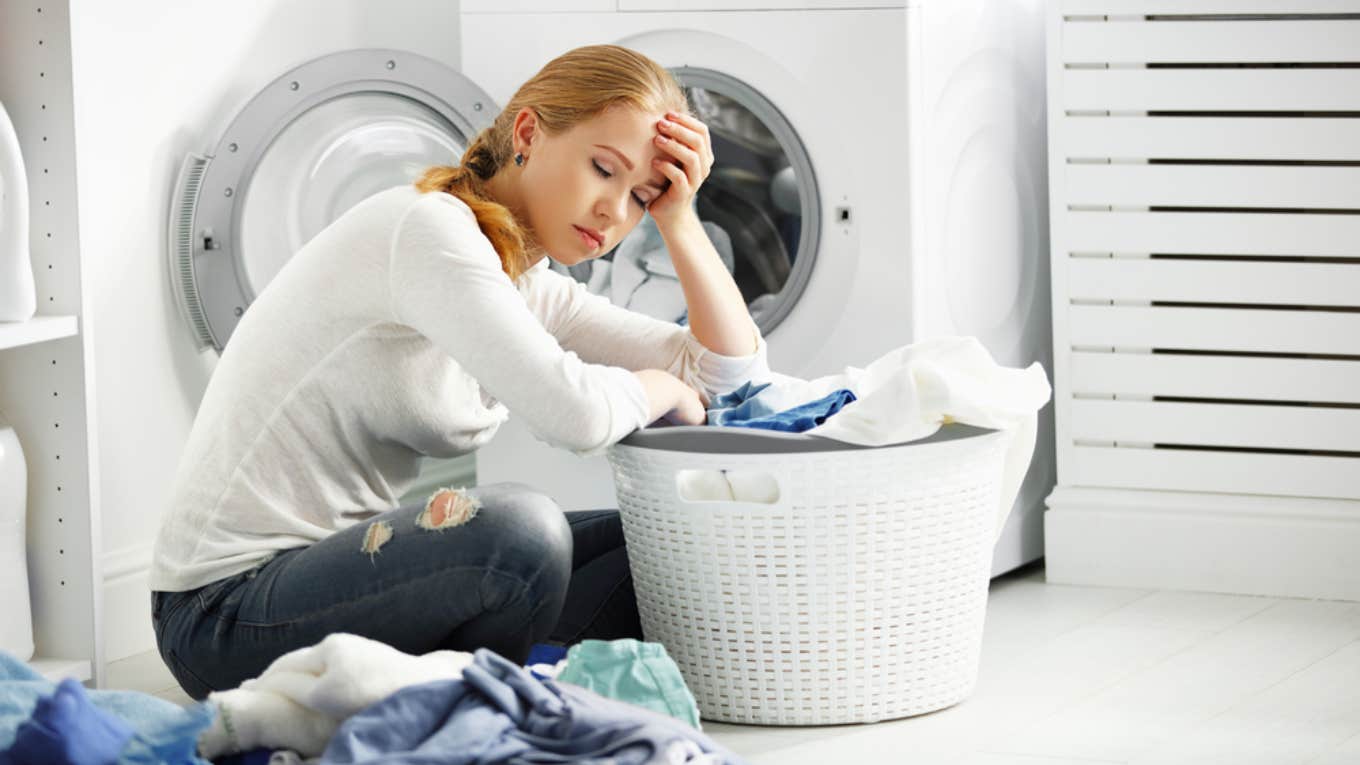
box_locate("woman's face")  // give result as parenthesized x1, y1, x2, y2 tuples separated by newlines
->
(514, 104, 673, 267)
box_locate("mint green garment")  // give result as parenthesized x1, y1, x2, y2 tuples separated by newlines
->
(555, 639, 702, 730)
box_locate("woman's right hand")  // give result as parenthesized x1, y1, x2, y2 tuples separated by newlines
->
(634, 369, 707, 426)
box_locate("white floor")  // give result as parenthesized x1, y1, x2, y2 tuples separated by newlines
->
(107, 559, 1360, 764)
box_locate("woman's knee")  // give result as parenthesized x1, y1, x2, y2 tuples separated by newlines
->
(464, 483, 573, 596)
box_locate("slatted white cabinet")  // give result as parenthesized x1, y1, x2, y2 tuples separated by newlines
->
(1043, 1, 1360, 601)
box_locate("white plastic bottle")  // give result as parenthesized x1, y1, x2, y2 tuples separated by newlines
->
(0, 99, 37, 323)
(0, 405, 35, 661)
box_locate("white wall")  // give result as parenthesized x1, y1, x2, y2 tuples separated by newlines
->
(65, 0, 465, 662)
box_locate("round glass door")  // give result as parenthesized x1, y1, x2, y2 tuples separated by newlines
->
(552, 67, 820, 335)
(240, 92, 466, 293)
(171, 49, 496, 353)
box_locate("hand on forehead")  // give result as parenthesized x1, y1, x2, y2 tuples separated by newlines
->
(583, 105, 681, 186)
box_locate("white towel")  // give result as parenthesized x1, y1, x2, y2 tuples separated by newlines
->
(197, 632, 473, 759)
(697, 336, 1051, 540)
(676, 469, 782, 504)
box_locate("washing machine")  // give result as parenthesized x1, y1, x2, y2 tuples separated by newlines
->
(464, 0, 1054, 577)
(168, 0, 1052, 578)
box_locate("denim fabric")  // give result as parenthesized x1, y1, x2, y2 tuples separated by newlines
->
(705, 381, 778, 426)
(707, 382, 857, 433)
(547, 510, 644, 648)
(152, 482, 643, 701)
(319, 647, 745, 764)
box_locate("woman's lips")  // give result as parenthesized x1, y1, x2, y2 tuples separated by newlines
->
(574, 225, 602, 249)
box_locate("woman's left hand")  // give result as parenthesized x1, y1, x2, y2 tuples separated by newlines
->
(646, 111, 714, 230)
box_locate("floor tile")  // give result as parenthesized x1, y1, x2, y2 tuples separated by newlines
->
(986, 600, 1360, 762)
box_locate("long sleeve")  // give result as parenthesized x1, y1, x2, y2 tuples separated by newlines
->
(387, 193, 651, 457)
(522, 264, 773, 406)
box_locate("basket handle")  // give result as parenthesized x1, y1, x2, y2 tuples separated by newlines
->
(673, 468, 787, 507)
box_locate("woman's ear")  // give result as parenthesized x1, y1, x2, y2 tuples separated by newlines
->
(512, 107, 539, 155)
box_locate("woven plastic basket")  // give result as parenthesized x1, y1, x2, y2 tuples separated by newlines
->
(604, 422, 1009, 726)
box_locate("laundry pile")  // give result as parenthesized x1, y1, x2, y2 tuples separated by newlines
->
(681, 335, 1053, 540)
(0, 634, 740, 765)
(0, 651, 213, 764)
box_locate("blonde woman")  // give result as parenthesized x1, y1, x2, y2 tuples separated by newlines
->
(149, 44, 770, 698)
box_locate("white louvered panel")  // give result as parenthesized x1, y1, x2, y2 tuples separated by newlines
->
(1067, 258, 1360, 306)
(1047, 1, 1360, 595)
(1071, 399, 1360, 452)
(1064, 68, 1360, 111)
(1063, 1, 1360, 12)
(1065, 211, 1360, 257)
(1061, 117, 1360, 162)
(1070, 447, 1360, 500)
(1070, 352, 1360, 404)
(1064, 20, 1360, 63)
(1069, 305, 1360, 355)
(1066, 164, 1360, 209)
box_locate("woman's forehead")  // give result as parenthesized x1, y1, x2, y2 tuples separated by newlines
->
(577, 106, 672, 187)
(586, 104, 667, 139)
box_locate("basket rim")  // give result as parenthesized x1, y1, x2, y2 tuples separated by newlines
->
(611, 422, 1001, 455)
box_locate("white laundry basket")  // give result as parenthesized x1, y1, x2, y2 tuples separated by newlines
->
(605, 423, 1009, 726)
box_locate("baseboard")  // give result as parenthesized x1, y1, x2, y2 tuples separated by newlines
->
(1044, 486, 1360, 602)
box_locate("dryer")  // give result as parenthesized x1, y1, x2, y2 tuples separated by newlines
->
(465, 0, 1054, 577)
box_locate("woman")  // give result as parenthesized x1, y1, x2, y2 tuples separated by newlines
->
(149, 44, 770, 699)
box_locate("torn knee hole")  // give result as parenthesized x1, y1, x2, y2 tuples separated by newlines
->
(418, 487, 481, 530)
(360, 520, 393, 556)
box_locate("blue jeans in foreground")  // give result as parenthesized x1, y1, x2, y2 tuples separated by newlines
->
(151, 482, 643, 700)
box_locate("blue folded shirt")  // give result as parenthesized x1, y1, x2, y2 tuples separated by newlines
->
(707, 381, 856, 433)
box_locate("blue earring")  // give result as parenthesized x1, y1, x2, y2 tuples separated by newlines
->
(514, 153, 524, 166)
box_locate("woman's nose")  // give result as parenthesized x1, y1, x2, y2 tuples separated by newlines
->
(598, 191, 629, 223)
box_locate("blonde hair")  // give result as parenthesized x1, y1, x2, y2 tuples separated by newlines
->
(414, 44, 692, 283)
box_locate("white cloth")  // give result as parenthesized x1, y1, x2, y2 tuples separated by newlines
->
(150, 184, 768, 592)
(527, 658, 569, 679)
(693, 336, 1051, 540)
(610, 212, 735, 322)
(676, 469, 781, 504)
(197, 633, 474, 759)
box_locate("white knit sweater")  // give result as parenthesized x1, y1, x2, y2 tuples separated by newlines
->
(150, 185, 768, 592)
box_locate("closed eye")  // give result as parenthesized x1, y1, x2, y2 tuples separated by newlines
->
(594, 161, 649, 209)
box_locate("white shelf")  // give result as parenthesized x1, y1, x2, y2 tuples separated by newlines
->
(28, 657, 93, 683)
(0, 315, 78, 351)
(0, 3, 104, 687)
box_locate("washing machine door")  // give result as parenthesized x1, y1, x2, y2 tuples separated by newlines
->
(170, 49, 497, 353)
(550, 65, 823, 339)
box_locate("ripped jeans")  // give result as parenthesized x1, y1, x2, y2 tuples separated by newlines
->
(151, 482, 643, 700)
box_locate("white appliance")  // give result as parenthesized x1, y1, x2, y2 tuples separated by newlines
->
(0, 406, 35, 661)
(464, 0, 1053, 577)
(0, 99, 36, 323)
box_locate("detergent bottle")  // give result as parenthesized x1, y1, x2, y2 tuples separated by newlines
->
(0, 405, 35, 661)
(0, 99, 37, 323)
